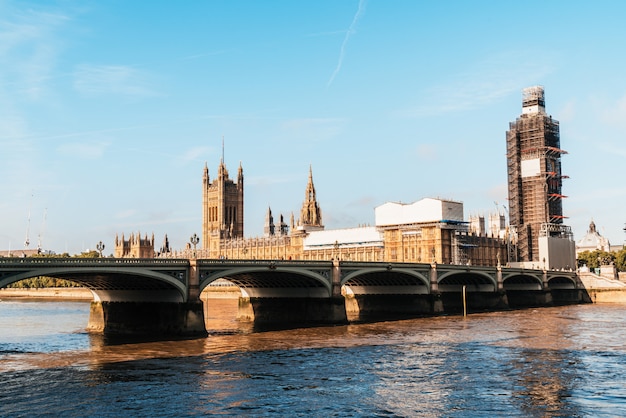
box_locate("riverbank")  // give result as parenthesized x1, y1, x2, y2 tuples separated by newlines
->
(0, 286, 242, 302)
(0, 287, 94, 301)
(579, 272, 626, 303)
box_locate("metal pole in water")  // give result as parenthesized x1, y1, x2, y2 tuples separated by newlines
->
(462, 285, 467, 317)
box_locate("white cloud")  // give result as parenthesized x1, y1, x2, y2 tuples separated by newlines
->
(280, 117, 344, 142)
(416, 143, 437, 160)
(601, 91, 626, 132)
(557, 99, 577, 123)
(399, 50, 556, 118)
(57, 141, 110, 159)
(115, 209, 137, 220)
(177, 146, 212, 165)
(73, 64, 159, 97)
(0, 8, 69, 102)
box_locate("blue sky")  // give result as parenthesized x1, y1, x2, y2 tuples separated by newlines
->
(1, 0, 625, 255)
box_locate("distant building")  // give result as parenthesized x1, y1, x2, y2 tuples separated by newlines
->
(469, 214, 485, 236)
(292, 165, 324, 234)
(191, 161, 506, 266)
(201, 157, 244, 254)
(114, 232, 155, 258)
(0, 249, 42, 257)
(576, 220, 611, 255)
(375, 198, 505, 265)
(506, 86, 575, 269)
(112, 146, 518, 266)
(264, 208, 289, 237)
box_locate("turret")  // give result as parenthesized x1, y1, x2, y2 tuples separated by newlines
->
(264, 207, 275, 237)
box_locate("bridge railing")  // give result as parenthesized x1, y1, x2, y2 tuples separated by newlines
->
(197, 259, 333, 268)
(0, 257, 190, 267)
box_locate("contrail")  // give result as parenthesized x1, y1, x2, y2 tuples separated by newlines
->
(327, 0, 366, 87)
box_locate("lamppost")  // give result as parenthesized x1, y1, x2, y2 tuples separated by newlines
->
(334, 240, 339, 261)
(190, 233, 199, 258)
(96, 241, 105, 258)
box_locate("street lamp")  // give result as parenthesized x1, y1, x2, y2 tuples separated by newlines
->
(96, 241, 105, 258)
(190, 233, 199, 258)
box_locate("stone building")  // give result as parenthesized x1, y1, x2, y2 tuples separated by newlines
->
(201, 157, 244, 254)
(115, 158, 506, 266)
(375, 198, 505, 266)
(506, 86, 575, 269)
(192, 159, 505, 266)
(576, 220, 611, 255)
(114, 232, 155, 258)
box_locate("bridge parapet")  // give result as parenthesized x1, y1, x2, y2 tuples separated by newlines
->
(0, 257, 190, 267)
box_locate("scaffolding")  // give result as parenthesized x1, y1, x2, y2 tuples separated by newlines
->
(506, 86, 568, 262)
(522, 85, 546, 109)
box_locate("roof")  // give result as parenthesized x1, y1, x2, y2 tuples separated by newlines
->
(303, 226, 383, 250)
(374, 197, 464, 227)
(576, 220, 610, 252)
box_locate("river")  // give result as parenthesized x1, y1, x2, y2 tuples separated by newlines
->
(1, 299, 625, 417)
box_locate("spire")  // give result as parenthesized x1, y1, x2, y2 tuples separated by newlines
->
(300, 166, 322, 228)
(203, 162, 209, 183)
(306, 165, 316, 201)
(217, 137, 228, 179)
(264, 206, 275, 237)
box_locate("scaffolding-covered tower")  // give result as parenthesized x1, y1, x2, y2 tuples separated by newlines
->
(506, 86, 575, 269)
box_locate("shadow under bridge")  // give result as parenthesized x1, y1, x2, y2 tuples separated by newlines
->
(197, 260, 334, 297)
(340, 263, 431, 295)
(0, 258, 189, 302)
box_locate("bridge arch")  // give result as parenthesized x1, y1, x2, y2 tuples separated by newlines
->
(502, 273, 543, 291)
(199, 265, 332, 298)
(437, 270, 497, 292)
(341, 268, 430, 294)
(547, 275, 577, 290)
(0, 260, 188, 302)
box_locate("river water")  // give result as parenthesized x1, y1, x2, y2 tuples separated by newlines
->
(1, 299, 626, 417)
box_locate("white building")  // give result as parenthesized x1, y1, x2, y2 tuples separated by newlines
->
(576, 220, 611, 255)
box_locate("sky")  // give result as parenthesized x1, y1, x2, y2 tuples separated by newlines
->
(1, 0, 625, 256)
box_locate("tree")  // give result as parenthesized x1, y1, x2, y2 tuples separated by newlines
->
(577, 249, 615, 270)
(615, 248, 626, 272)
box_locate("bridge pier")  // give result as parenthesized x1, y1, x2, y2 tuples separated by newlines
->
(345, 293, 443, 322)
(87, 301, 207, 337)
(236, 296, 348, 327)
(430, 262, 444, 314)
(505, 290, 552, 308)
(439, 290, 509, 314)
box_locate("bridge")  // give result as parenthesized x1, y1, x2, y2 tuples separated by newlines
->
(0, 257, 588, 337)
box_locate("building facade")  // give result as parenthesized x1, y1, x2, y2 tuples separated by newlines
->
(576, 220, 611, 255)
(506, 86, 575, 269)
(112, 159, 506, 265)
(201, 159, 244, 254)
(191, 161, 506, 266)
(114, 232, 155, 258)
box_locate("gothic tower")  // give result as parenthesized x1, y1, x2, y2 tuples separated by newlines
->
(264, 207, 275, 237)
(506, 86, 572, 265)
(298, 166, 323, 231)
(201, 158, 244, 253)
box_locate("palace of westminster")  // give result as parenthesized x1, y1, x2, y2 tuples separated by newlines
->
(115, 86, 577, 270)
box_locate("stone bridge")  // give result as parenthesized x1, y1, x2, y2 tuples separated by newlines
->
(0, 258, 587, 337)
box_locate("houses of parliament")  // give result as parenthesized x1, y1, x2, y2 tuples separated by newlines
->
(116, 86, 577, 270)
(116, 156, 506, 266)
